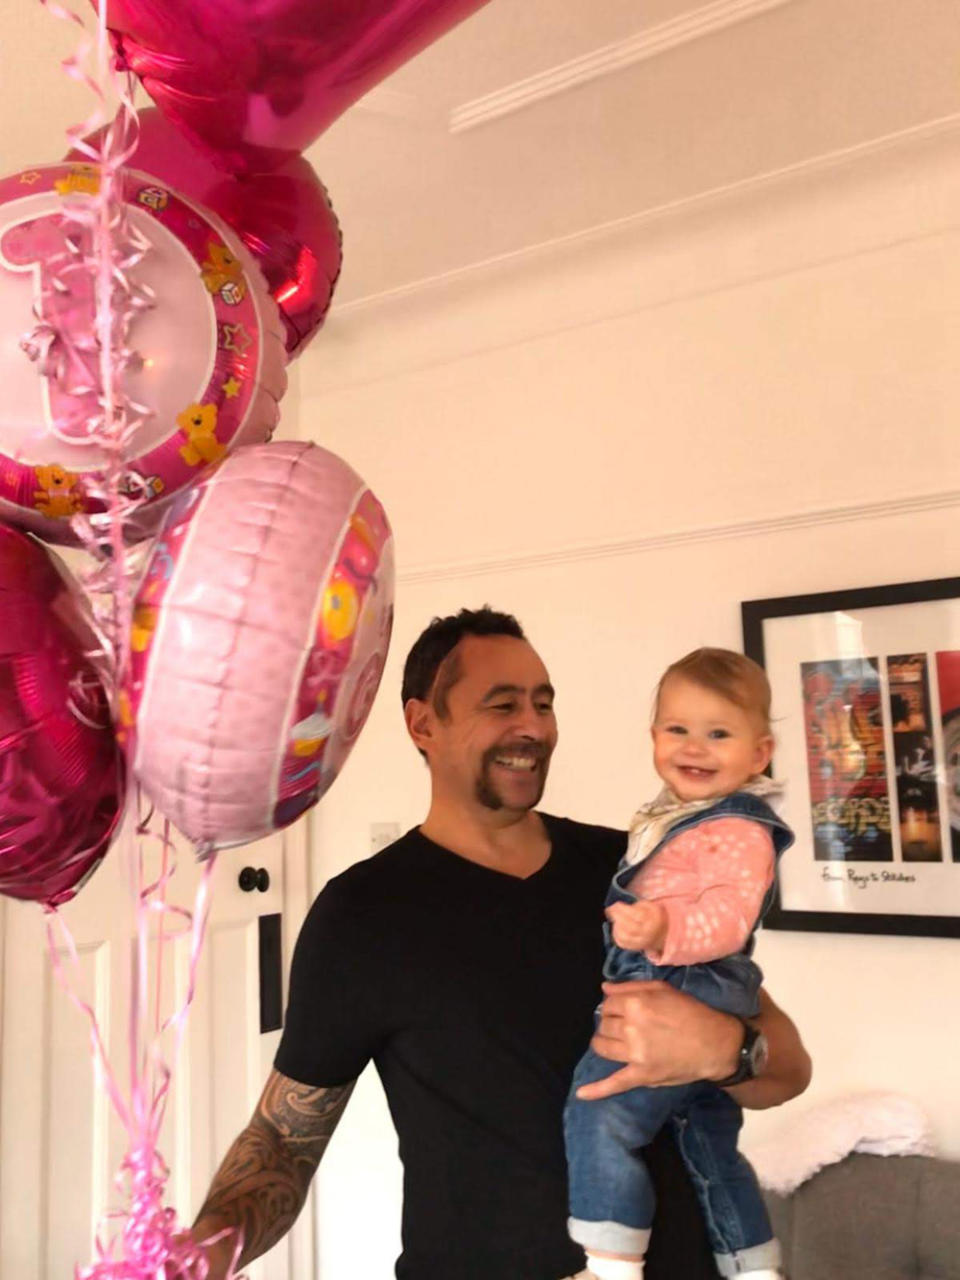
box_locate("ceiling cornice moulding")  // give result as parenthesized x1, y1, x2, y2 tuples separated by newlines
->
(336, 110, 960, 316)
(398, 488, 960, 584)
(449, 0, 795, 134)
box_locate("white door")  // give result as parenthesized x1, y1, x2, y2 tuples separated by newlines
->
(0, 816, 314, 1280)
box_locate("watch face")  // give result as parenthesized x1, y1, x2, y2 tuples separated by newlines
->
(749, 1031, 769, 1078)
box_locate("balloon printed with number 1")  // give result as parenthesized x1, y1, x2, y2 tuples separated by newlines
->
(0, 163, 286, 544)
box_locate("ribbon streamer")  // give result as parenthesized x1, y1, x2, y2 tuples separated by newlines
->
(48, 810, 242, 1279)
(34, 3, 245, 1275)
(32, 0, 152, 658)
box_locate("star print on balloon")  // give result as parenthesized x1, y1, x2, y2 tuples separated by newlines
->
(220, 322, 252, 355)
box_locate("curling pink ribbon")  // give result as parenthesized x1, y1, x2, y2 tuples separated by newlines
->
(48, 805, 243, 1279)
(35, 3, 246, 1274)
(31, 0, 153, 646)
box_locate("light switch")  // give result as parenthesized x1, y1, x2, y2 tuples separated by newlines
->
(370, 822, 401, 853)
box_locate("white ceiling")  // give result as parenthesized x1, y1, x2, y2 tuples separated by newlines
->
(2, 0, 960, 305)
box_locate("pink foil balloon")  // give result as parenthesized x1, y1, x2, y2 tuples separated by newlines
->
(0, 524, 124, 907)
(72, 110, 342, 359)
(104, 0, 491, 173)
(120, 441, 394, 851)
(0, 163, 287, 545)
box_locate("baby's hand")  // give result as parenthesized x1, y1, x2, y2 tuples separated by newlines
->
(606, 900, 668, 953)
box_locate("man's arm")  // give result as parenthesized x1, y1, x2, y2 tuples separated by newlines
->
(189, 1068, 355, 1277)
(727, 988, 812, 1109)
(575, 983, 811, 1107)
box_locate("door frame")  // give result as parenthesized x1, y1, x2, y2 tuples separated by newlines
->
(280, 815, 315, 1279)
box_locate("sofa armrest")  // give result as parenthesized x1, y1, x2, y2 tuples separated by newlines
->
(763, 1153, 960, 1280)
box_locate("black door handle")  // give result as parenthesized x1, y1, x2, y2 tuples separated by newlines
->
(239, 866, 270, 893)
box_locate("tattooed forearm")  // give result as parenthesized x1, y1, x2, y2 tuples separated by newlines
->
(192, 1069, 355, 1271)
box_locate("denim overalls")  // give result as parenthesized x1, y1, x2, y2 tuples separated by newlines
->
(564, 792, 794, 1278)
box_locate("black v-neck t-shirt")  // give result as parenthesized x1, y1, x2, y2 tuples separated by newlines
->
(275, 815, 719, 1280)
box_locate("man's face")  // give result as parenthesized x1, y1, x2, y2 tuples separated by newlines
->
(425, 634, 558, 814)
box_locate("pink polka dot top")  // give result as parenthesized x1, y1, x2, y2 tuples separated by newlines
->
(626, 817, 775, 966)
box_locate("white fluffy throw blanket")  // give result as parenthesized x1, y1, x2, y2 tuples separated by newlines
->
(742, 1092, 936, 1196)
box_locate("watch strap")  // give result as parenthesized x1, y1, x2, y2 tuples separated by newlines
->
(714, 1020, 762, 1087)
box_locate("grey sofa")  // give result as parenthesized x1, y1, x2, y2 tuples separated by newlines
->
(764, 1152, 960, 1279)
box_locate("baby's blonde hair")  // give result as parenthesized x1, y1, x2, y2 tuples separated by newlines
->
(655, 648, 772, 734)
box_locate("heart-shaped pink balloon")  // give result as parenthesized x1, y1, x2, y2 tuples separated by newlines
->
(0, 524, 124, 907)
(104, 0, 491, 173)
(72, 109, 341, 358)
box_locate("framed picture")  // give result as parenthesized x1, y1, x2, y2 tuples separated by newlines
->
(742, 576, 960, 937)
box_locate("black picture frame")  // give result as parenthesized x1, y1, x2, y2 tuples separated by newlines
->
(742, 576, 960, 938)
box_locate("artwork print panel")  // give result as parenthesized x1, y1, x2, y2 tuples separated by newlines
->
(935, 650, 960, 862)
(888, 654, 942, 862)
(801, 657, 892, 862)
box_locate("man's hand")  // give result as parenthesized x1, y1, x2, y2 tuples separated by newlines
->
(575, 983, 811, 1109)
(577, 980, 741, 1099)
(163, 1228, 238, 1280)
(605, 900, 668, 952)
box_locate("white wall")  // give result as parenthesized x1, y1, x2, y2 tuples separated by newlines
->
(298, 126, 960, 1275)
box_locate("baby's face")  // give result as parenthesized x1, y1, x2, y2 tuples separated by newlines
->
(652, 676, 773, 802)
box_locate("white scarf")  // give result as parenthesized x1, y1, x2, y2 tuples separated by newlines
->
(624, 775, 784, 867)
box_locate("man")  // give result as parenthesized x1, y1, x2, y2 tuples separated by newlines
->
(190, 608, 810, 1279)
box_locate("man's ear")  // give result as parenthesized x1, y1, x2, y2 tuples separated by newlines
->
(404, 698, 434, 757)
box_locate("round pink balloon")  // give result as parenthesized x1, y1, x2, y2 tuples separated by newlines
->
(120, 441, 394, 851)
(0, 523, 124, 907)
(104, 0, 491, 173)
(72, 110, 342, 359)
(0, 163, 287, 544)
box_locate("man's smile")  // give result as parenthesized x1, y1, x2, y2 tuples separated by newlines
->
(492, 753, 540, 772)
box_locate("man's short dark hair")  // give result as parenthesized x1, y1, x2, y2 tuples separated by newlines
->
(401, 606, 525, 715)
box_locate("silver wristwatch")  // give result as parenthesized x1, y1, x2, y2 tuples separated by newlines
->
(715, 1021, 768, 1087)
